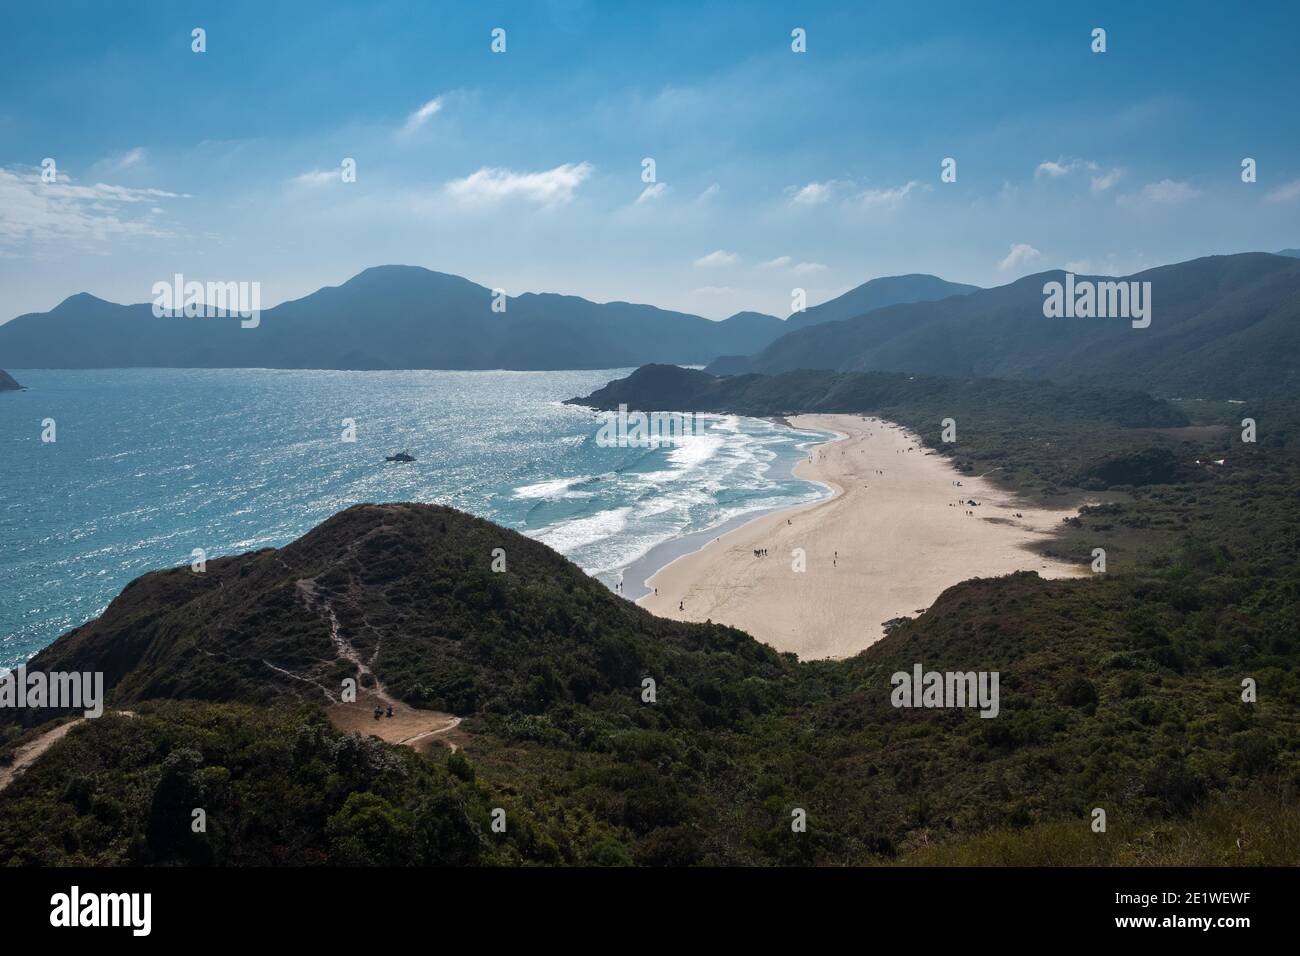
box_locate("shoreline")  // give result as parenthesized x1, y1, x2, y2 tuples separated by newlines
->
(615, 423, 837, 599)
(636, 413, 1087, 660)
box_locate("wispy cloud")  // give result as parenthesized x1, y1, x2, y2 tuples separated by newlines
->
(401, 96, 444, 134)
(106, 147, 147, 171)
(636, 182, 667, 204)
(694, 249, 740, 267)
(1090, 169, 1122, 192)
(851, 180, 925, 209)
(1265, 179, 1300, 203)
(1035, 157, 1120, 193)
(0, 166, 183, 245)
(1036, 158, 1091, 179)
(998, 242, 1041, 272)
(758, 255, 826, 275)
(288, 169, 338, 188)
(444, 162, 593, 206)
(1120, 179, 1201, 206)
(787, 181, 837, 206)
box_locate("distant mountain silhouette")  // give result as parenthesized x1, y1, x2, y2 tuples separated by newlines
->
(705, 253, 1300, 399)
(784, 273, 979, 332)
(0, 368, 22, 390)
(0, 267, 978, 372)
(0, 266, 793, 371)
(708, 273, 977, 374)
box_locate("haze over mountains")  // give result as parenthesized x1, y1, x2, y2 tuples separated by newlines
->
(0, 266, 966, 372)
(710, 253, 1300, 400)
(3, 252, 1297, 399)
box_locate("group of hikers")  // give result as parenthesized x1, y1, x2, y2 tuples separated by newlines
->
(373, 704, 394, 720)
(753, 548, 769, 557)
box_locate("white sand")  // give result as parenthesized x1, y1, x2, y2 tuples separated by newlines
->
(637, 414, 1085, 659)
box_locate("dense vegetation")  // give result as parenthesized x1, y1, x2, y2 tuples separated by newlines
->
(708, 252, 1300, 400)
(2, 367, 1297, 866)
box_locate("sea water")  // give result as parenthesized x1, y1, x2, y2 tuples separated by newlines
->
(0, 368, 830, 668)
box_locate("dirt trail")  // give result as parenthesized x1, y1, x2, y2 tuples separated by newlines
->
(0, 711, 135, 795)
(297, 577, 466, 754)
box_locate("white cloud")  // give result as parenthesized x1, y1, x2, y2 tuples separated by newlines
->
(289, 169, 337, 188)
(1035, 158, 1090, 179)
(998, 243, 1041, 272)
(757, 255, 826, 275)
(1035, 157, 1120, 193)
(0, 166, 184, 245)
(851, 180, 924, 209)
(401, 96, 444, 134)
(787, 181, 836, 205)
(1265, 179, 1300, 203)
(108, 147, 147, 170)
(697, 183, 720, 201)
(1122, 179, 1201, 206)
(694, 249, 740, 267)
(444, 162, 593, 206)
(636, 182, 667, 204)
(1090, 169, 1122, 192)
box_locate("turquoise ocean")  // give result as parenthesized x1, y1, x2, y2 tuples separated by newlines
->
(0, 368, 831, 669)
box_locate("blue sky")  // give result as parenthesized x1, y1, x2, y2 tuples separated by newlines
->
(1, 0, 1298, 321)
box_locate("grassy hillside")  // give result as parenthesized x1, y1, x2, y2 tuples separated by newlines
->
(3, 375, 1297, 865)
(715, 253, 1300, 400)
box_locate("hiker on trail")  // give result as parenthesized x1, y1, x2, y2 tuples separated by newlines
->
(386, 705, 393, 718)
(679, 600, 684, 611)
(373, 705, 382, 720)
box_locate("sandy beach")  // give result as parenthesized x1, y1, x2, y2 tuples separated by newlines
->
(637, 414, 1086, 659)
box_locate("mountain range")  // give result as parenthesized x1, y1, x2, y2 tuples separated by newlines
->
(0, 267, 969, 372)
(708, 253, 1300, 399)
(5, 252, 1297, 399)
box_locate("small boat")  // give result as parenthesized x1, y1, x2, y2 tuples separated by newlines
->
(385, 452, 415, 463)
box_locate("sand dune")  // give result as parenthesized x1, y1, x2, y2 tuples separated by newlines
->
(638, 414, 1087, 659)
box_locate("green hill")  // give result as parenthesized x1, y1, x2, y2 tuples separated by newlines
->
(707, 253, 1300, 400)
(4, 372, 1298, 866)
